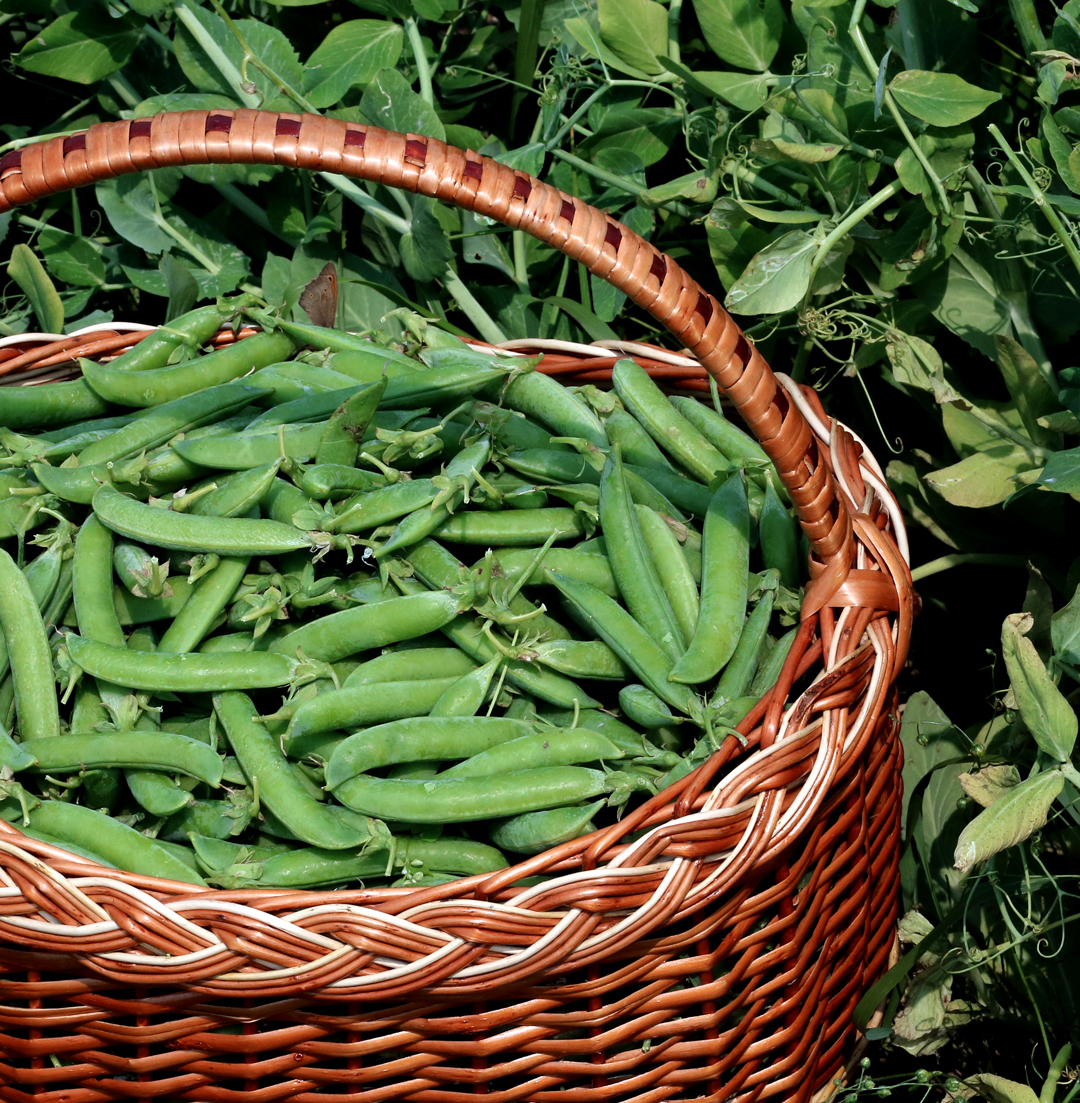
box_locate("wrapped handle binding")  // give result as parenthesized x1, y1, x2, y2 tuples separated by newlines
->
(0, 109, 873, 613)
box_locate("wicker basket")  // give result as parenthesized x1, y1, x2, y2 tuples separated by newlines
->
(0, 111, 913, 1103)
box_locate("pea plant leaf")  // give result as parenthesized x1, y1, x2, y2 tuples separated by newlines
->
(889, 70, 1002, 126)
(302, 20, 404, 109)
(400, 197, 453, 284)
(691, 0, 783, 71)
(1001, 612, 1078, 761)
(924, 446, 1042, 508)
(361, 67, 445, 142)
(1052, 584, 1080, 670)
(953, 769, 1063, 873)
(13, 8, 143, 83)
(6, 245, 65, 333)
(37, 228, 106, 289)
(723, 230, 817, 316)
(597, 0, 668, 76)
(1035, 446, 1080, 492)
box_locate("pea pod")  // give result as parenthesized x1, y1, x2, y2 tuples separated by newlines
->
(429, 655, 501, 717)
(65, 634, 330, 692)
(344, 647, 476, 687)
(713, 587, 775, 704)
(492, 369, 608, 449)
(492, 545, 618, 597)
(171, 421, 327, 470)
(490, 801, 603, 855)
(759, 479, 801, 590)
(603, 409, 677, 472)
(103, 300, 248, 374)
(184, 462, 282, 518)
(113, 542, 171, 599)
(433, 507, 587, 546)
(300, 464, 385, 501)
(333, 766, 608, 823)
(466, 401, 569, 453)
(440, 728, 623, 778)
(669, 396, 777, 483)
(315, 379, 387, 467)
(619, 684, 681, 729)
(749, 625, 799, 697)
(247, 385, 368, 429)
(21, 732, 223, 786)
(327, 479, 440, 534)
(0, 378, 113, 431)
(635, 504, 700, 645)
(669, 476, 750, 685)
(92, 485, 312, 556)
(157, 556, 250, 655)
(281, 322, 423, 365)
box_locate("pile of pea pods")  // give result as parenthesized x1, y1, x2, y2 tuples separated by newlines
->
(0, 295, 805, 891)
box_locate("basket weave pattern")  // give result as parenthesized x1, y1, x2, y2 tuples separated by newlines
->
(0, 111, 911, 1102)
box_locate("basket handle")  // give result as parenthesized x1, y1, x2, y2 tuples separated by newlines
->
(0, 109, 853, 577)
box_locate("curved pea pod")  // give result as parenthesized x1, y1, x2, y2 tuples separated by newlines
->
(548, 572, 699, 717)
(113, 541, 171, 599)
(669, 396, 778, 485)
(490, 369, 608, 448)
(327, 479, 439, 534)
(157, 556, 250, 655)
(0, 378, 113, 431)
(171, 421, 328, 470)
(270, 590, 465, 663)
(126, 770, 194, 817)
(612, 360, 728, 484)
(91, 484, 312, 556)
(619, 684, 682, 729)
(603, 409, 677, 472)
(669, 475, 750, 685)
(316, 379, 387, 467)
(12, 825, 118, 867)
(625, 463, 714, 518)
(324, 344, 426, 379)
(712, 587, 775, 704)
(635, 504, 700, 644)
(21, 732, 223, 786)
(466, 401, 569, 453)
(334, 766, 608, 823)
(490, 800, 603, 855)
(432, 507, 587, 546)
(380, 363, 511, 410)
(528, 639, 629, 681)
(184, 462, 282, 518)
(502, 449, 601, 486)
(252, 362, 366, 403)
(749, 625, 798, 697)
(759, 479, 801, 590)
(80, 331, 299, 406)
(492, 546, 618, 597)
(104, 300, 248, 373)
(282, 676, 463, 755)
(300, 464, 385, 501)
(65, 634, 330, 692)
(214, 691, 383, 851)
(1, 729, 36, 772)
(325, 716, 536, 790)
(247, 385, 367, 429)
(440, 729, 623, 778)
(344, 647, 476, 688)
(429, 655, 501, 717)
(160, 796, 256, 841)
(262, 477, 320, 527)
(0, 548, 60, 741)
(600, 448, 685, 658)
(26, 801, 206, 885)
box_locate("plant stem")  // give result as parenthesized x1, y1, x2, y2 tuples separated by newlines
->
(1040, 1043, 1073, 1103)
(909, 553, 1029, 583)
(807, 179, 902, 289)
(404, 17, 434, 106)
(214, 183, 289, 243)
(990, 123, 1080, 284)
(105, 72, 140, 109)
(550, 148, 694, 218)
(1008, 0, 1047, 56)
(729, 162, 805, 208)
(319, 174, 411, 236)
(513, 231, 530, 295)
(667, 0, 683, 65)
(443, 270, 507, 343)
(174, 0, 259, 109)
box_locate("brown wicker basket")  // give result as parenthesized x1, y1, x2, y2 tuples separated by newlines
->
(0, 111, 912, 1103)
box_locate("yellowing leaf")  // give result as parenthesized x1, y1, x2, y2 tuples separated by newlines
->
(924, 446, 1042, 507)
(1002, 612, 1077, 761)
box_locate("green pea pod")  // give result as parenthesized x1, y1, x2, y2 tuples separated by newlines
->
(529, 639, 629, 681)
(182, 462, 282, 518)
(315, 379, 387, 467)
(440, 729, 623, 778)
(325, 345, 426, 378)
(713, 587, 775, 704)
(548, 571, 698, 716)
(40, 411, 145, 444)
(81, 332, 299, 407)
(759, 479, 801, 590)
(492, 369, 608, 448)
(262, 477, 319, 527)
(21, 732, 223, 786)
(326, 716, 536, 789)
(490, 801, 603, 855)
(247, 385, 367, 429)
(171, 421, 327, 470)
(380, 364, 510, 410)
(619, 684, 681, 729)
(433, 507, 587, 546)
(27, 801, 206, 885)
(157, 556, 250, 655)
(72, 515, 126, 648)
(669, 396, 779, 487)
(603, 409, 677, 472)
(429, 655, 501, 717)
(282, 676, 462, 756)
(280, 322, 422, 365)
(0, 378, 113, 431)
(635, 504, 700, 645)
(669, 476, 750, 685)
(612, 360, 728, 484)
(600, 448, 686, 658)
(113, 542, 170, 599)
(0, 548, 60, 740)
(466, 401, 570, 452)
(624, 463, 714, 518)
(126, 769, 194, 817)
(214, 691, 383, 850)
(344, 647, 476, 688)
(301, 464, 385, 501)
(1, 729, 37, 772)
(106, 300, 247, 373)
(334, 766, 608, 823)
(492, 545, 618, 598)
(327, 479, 439, 534)
(502, 449, 601, 486)
(92, 484, 312, 556)
(65, 634, 328, 692)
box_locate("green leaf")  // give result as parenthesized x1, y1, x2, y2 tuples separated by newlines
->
(579, 107, 680, 167)
(400, 197, 452, 283)
(1042, 108, 1080, 194)
(302, 20, 403, 110)
(886, 333, 962, 404)
(1035, 446, 1080, 492)
(1052, 584, 1080, 668)
(658, 59, 771, 111)
(924, 447, 1042, 507)
(160, 255, 199, 323)
(561, 16, 654, 80)
(706, 208, 772, 290)
(995, 335, 1059, 447)
(967, 1074, 1041, 1103)
(343, 0, 413, 15)
(598, 0, 668, 75)
(927, 247, 1014, 359)
(723, 230, 817, 316)
(97, 172, 183, 254)
(953, 769, 1063, 872)
(7, 244, 64, 333)
(13, 8, 142, 84)
(361, 67, 445, 142)
(1002, 612, 1077, 761)
(691, 0, 783, 71)
(899, 691, 963, 835)
(38, 227, 106, 289)
(888, 69, 1001, 126)
(751, 137, 843, 163)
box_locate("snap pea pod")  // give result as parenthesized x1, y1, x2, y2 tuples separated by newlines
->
(65, 634, 330, 692)
(466, 401, 570, 452)
(749, 625, 799, 697)
(38, 427, 125, 460)
(344, 647, 476, 687)
(669, 476, 750, 685)
(440, 728, 622, 778)
(380, 364, 510, 410)
(0, 378, 113, 431)
(271, 590, 464, 663)
(635, 504, 700, 645)
(214, 691, 382, 850)
(247, 362, 361, 404)
(712, 587, 775, 704)
(603, 410, 677, 472)
(315, 380, 387, 467)
(20, 732, 223, 785)
(27, 800, 206, 885)
(669, 396, 778, 484)
(619, 684, 681, 729)
(280, 323, 422, 365)
(91, 485, 312, 556)
(612, 360, 728, 484)
(157, 556, 250, 655)
(170, 421, 327, 470)
(300, 464, 385, 501)
(261, 477, 319, 527)
(491, 369, 608, 448)
(113, 542, 170, 599)
(39, 411, 146, 444)
(326, 716, 536, 789)
(759, 479, 801, 590)
(600, 449, 686, 659)
(492, 546, 618, 597)
(12, 824, 118, 867)
(429, 655, 501, 717)
(490, 801, 603, 854)
(103, 300, 247, 374)
(327, 479, 439, 534)
(502, 449, 601, 486)
(184, 462, 281, 518)
(126, 767, 195, 817)
(334, 767, 609, 823)
(433, 508, 587, 546)
(624, 463, 713, 517)
(527, 639, 629, 681)
(548, 572, 698, 716)
(0, 548, 60, 741)
(80, 331, 299, 406)
(247, 385, 367, 429)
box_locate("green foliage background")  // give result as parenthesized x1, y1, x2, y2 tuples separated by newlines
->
(5, 0, 1080, 1095)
